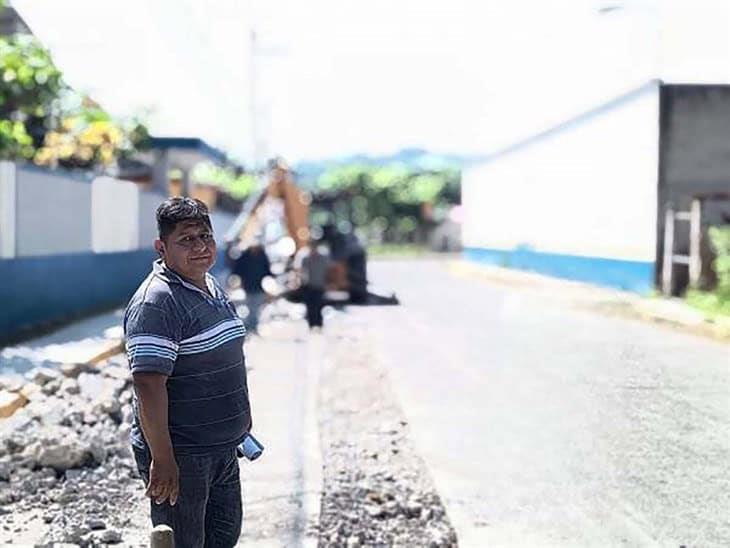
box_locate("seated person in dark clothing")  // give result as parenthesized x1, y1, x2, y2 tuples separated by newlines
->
(232, 243, 271, 334)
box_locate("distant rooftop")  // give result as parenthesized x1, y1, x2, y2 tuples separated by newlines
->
(137, 137, 233, 172)
(0, 6, 30, 35)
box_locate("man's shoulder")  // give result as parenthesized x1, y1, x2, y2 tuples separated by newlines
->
(128, 271, 177, 311)
(124, 273, 185, 335)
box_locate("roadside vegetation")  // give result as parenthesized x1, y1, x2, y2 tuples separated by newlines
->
(0, 27, 149, 171)
(367, 243, 430, 257)
(686, 226, 730, 319)
(311, 163, 461, 245)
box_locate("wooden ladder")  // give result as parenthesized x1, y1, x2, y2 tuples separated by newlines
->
(662, 198, 702, 295)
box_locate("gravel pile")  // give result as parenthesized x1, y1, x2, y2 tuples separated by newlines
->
(0, 356, 147, 547)
(317, 327, 458, 547)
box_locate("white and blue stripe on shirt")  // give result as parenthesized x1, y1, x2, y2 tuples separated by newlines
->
(178, 318, 246, 356)
(126, 334, 179, 362)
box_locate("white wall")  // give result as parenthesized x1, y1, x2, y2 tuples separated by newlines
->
(91, 176, 140, 253)
(463, 82, 660, 263)
(3, 165, 166, 258)
(0, 161, 16, 259)
(15, 167, 92, 256)
(5, 165, 228, 258)
(138, 190, 162, 249)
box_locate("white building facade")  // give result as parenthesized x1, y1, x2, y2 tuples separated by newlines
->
(462, 81, 730, 293)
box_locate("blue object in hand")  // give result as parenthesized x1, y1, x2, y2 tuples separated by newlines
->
(236, 432, 264, 461)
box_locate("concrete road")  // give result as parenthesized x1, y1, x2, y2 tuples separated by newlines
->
(359, 259, 730, 547)
(239, 319, 322, 547)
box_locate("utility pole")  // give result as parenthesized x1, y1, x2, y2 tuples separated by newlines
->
(249, 29, 261, 171)
(248, 10, 289, 173)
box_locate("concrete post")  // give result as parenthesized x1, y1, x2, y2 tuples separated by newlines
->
(150, 524, 174, 548)
(689, 198, 702, 287)
(181, 168, 192, 197)
(661, 206, 675, 296)
(152, 149, 170, 195)
(0, 161, 17, 259)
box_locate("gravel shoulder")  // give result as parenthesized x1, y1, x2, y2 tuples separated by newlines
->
(317, 315, 457, 547)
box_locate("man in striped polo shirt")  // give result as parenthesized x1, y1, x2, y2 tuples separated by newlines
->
(124, 197, 251, 547)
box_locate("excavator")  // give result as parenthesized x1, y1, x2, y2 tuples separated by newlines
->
(224, 159, 398, 306)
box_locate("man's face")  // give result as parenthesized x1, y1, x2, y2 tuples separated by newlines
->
(155, 220, 217, 282)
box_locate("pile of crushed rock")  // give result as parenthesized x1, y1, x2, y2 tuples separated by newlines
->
(0, 356, 147, 547)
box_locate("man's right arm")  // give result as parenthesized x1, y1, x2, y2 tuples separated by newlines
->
(133, 372, 179, 506)
(125, 298, 181, 505)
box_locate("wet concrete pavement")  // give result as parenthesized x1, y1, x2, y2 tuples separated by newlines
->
(359, 259, 730, 547)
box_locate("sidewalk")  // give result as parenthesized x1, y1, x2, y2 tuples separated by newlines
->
(0, 309, 125, 376)
(450, 260, 730, 342)
(0, 310, 125, 419)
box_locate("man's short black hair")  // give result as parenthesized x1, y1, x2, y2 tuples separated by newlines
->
(156, 197, 212, 240)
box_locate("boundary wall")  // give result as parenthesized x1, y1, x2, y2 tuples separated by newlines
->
(462, 81, 660, 293)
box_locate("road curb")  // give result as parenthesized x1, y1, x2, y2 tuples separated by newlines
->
(302, 335, 324, 547)
(0, 338, 125, 420)
(451, 260, 730, 343)
(86, 339, 125, 366)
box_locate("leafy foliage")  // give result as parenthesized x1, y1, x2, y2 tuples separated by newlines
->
(0, 35, 63, 121)
(0, 35, 63, 159)
(34, 103, 149, 169)
(317, 164, 458, 205)
(191, 162, 257, 200)
(686, 225, 730, 318)
(0, 118, 33, 159)
(0, 32, 149, 169)
(708, 226, 730, 298)
(313, 163, 460, 242)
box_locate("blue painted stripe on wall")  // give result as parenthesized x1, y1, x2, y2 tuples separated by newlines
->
(0, 249, 157, 343)
(463, 247, 655, 293)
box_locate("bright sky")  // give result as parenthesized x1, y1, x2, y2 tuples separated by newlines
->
(13, 0, 730, 164)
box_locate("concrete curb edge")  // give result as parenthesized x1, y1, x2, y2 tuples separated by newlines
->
(86, 339, 125, 366)
(452, 260, 730, 343)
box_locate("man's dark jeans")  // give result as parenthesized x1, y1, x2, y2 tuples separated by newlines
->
(133, 445, 242, 548)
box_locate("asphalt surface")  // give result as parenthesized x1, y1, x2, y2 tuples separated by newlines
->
(357, 259, 730, 547)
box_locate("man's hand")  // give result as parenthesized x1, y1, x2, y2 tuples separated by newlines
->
(133, 372, 178, 505)
(146, 453, 179, 506)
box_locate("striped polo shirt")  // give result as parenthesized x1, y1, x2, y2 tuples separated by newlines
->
(124, 259, 251, 455)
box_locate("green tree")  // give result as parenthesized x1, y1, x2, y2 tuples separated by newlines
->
(0, 31, 149, 168)
(314, 163, 461, 242)
(685, 226, 730, 318)
(0, 118, 33, 159)
(708, 226, 730, 299)
(34, 99, 150, 169)
(191, 162, 256, 200)
(0, 34, 63, 158)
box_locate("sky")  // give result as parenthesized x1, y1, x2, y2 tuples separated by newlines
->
(13, 0, 730, 165)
